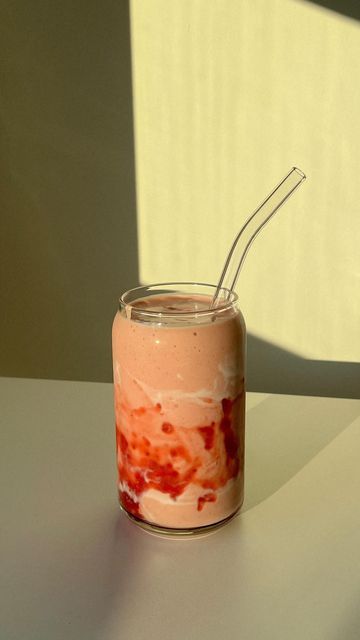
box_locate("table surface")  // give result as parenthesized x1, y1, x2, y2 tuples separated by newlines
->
(1, 377, 360, 640)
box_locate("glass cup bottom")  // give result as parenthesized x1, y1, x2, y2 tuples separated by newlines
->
(119, 501, 243, 539)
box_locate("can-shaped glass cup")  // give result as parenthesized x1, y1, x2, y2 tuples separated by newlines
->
(112, 282, 246, 536)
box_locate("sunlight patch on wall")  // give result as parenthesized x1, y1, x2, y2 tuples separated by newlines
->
(130, 0, 360, 363)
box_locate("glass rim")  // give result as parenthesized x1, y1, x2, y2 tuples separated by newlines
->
(119, 281, 238, 318)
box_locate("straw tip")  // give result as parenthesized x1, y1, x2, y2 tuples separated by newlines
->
(293, 167, 306, 180)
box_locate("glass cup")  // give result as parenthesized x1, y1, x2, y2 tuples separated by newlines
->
(112, 282, 246, 536)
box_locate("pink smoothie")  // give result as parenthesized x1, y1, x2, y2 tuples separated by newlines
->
(112, 292, 245, 530)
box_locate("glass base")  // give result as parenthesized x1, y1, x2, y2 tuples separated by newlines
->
(119, 503, 242, 539)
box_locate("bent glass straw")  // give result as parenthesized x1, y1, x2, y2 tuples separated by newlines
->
(211, 167, 306, 307)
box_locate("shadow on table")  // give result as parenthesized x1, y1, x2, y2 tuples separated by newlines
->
(243, 393, 360, 512)
(2, 508, 146, 640)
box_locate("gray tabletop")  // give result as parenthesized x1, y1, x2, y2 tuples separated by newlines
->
(1, 377, 360, 640)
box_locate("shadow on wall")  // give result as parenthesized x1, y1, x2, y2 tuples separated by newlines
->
(0, 0, 139, 382)
(305, 0, 360, 21)
(247, 334, 360, 399)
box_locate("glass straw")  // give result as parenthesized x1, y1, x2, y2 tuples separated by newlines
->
(211, 167, 306, 307)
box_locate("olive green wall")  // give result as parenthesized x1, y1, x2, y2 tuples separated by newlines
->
(0, 0, 138, 382)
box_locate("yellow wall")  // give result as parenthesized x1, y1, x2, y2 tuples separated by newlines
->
(130, 0, 360, 363)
